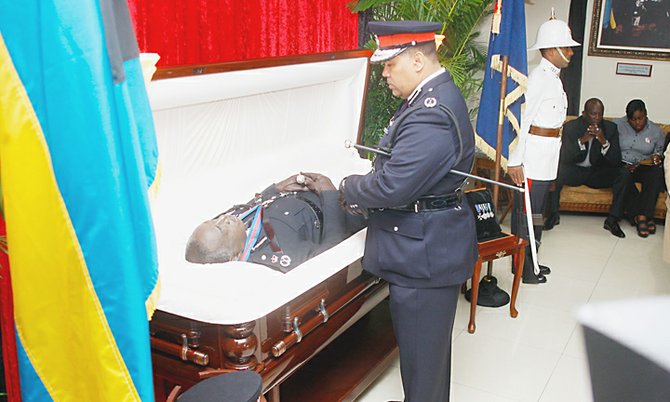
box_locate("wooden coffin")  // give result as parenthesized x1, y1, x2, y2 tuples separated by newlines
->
(146, 51, 394, 401)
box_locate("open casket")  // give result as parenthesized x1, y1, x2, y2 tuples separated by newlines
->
(146, 50, 394, 401)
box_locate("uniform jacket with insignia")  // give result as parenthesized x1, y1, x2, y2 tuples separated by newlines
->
(342, 70, 478, 288)
(508, 58, 567, 180)
(228, 186, 365, 273)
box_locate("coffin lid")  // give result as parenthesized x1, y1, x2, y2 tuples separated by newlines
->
(147, 51, 373, 325)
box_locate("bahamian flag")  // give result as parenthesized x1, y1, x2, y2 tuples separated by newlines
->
(475, 0, 528, 168)
(0, 1, 159, 401)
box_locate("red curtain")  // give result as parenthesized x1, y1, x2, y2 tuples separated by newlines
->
(0, 215, 20, 401)
(128, 0, 359, 67)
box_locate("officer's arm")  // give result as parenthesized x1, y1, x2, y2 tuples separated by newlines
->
(343, 107, 459, 208)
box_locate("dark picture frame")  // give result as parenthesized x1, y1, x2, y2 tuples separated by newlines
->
(589, 0, 670, 60)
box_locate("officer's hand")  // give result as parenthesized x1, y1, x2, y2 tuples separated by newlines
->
(338, 178, 348, 209)
(347, 205, 368, 218)
(507, 165, 525, 186)
(337, 178, 367, 217)
(301, 172, 335, 193)
(275, 174, 309, 192)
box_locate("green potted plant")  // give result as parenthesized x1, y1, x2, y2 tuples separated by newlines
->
(349, 0, 492, 146)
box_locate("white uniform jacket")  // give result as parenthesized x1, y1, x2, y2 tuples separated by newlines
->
(508, 57, 567, 180)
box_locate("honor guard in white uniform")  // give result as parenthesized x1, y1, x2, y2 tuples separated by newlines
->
(507, 14, 580, 284)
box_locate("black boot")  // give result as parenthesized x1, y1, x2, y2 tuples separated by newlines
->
(544, 213, 560, 231)
(523, 272, 547, 284)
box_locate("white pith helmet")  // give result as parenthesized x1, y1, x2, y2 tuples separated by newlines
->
(528, 13, 580, 50)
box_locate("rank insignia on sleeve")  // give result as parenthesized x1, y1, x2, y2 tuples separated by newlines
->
(424, 97, 437, 108)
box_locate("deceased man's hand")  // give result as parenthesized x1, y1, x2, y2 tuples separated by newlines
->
(275, 174, 310, 192)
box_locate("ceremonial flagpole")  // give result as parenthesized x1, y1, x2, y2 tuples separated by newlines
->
(484, 55, 510, 282)
(492, 55, 509, 210)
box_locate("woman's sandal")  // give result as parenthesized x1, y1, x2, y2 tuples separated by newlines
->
(647, 219, 656, 235)
(635, 217, 650, 238)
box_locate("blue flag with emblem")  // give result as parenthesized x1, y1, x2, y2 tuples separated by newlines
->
(475, 0, 528, 167)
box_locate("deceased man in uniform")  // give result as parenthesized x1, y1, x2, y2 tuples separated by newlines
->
(185, 173, 366, 273)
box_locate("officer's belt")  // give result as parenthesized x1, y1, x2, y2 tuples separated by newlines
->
(388, 191, 463, 213)
(529, 125, 561, 137)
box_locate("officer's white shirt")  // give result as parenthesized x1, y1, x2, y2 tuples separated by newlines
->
(508, 57, 567, 180)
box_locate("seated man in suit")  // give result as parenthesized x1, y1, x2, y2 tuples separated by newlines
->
(185, 172, 366, 273)
(544, 98, 630, 237)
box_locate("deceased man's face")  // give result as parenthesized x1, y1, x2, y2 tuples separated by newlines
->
(185, 215, 247, 264)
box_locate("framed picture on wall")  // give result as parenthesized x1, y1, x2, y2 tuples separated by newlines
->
(589, 0, 670, 61)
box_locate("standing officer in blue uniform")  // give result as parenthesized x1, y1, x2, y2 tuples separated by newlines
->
(339, 21, 477, 401)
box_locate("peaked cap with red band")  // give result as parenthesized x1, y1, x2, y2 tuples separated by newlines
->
(368, 20, 443, 63)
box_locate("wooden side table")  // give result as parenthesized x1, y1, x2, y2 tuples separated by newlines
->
(467, 233, 527, 334)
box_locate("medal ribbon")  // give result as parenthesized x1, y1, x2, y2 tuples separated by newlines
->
(239, 205, 263, 262)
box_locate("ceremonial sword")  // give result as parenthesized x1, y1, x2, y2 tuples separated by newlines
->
(344, 140, 523, 193)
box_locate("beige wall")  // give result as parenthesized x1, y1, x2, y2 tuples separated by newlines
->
(526, 0, 670, 122)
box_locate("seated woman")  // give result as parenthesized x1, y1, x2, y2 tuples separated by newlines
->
(615, 99, 666, 237)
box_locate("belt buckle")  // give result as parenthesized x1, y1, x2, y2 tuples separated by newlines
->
(454, 189, 463, 210)
(455, 188, 463, 204)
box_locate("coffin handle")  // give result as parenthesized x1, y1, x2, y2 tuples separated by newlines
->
(292, 317, 303, 343)
(150, 335, 209, 366)
(319, 298, 329, 323)
(271, 276, 380, 358)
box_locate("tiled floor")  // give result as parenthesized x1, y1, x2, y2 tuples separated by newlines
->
(356, 214, 670, 402)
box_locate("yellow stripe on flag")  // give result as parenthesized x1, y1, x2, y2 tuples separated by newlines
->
(0, 35, 140, 401)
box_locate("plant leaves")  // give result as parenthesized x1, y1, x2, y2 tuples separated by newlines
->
(354, 0, 494, 145)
